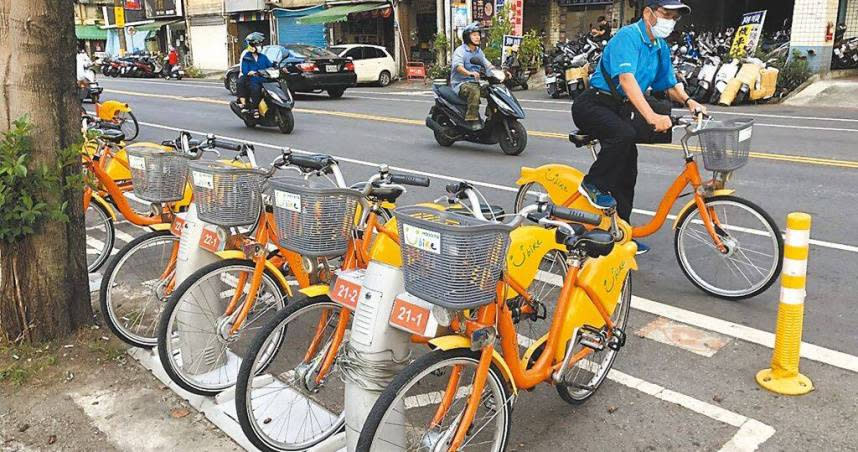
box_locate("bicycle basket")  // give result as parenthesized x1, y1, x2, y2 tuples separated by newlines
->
(188, 161, 266, 227)
(395, 205, 513, 310)
(270, 177, 361, 257)
(125, 146, 190, 203)
(692, 118, 754, 172)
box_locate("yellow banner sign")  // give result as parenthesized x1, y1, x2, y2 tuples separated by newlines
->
(114, 6, 125, 27)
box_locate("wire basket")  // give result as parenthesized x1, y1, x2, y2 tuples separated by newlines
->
(395, 205, 513, 310)
(270, 177, 361, 257)
(692, 118, 754, 172)
(188, 161, 266, 227)
(125, 146, 190, 203)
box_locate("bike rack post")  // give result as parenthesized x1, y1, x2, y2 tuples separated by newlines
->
(756, 212, 813, 396)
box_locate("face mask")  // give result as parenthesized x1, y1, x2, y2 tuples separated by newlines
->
(651, 17, 676, 39)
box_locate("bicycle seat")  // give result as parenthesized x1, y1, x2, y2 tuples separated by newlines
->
(568, 229, 615, 258)
(436, 85, 468, 106)
(569, 130, 596, 148)
(351, 182, 405, 203)
(447, 204, 506, 219)
(96, 129, 126, 143)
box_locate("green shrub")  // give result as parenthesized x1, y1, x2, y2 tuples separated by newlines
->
(774, 50, 813, 96)
(184, 65, 205, 78)
(427, 64, 451, 81)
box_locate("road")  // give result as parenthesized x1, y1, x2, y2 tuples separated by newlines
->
(92, 77, 858, 451)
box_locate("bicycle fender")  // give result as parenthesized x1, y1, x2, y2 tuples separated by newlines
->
(299, 284, 329, 298)
(90, 193, 117, 221)
(214, 250, 293, 297)
(428, 336, 518, 395)
(516, 164, 586, 204)
(672, 189, 736, 229)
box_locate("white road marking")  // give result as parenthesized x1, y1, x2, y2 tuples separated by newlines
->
(138, 119, 858, 255)
(114, 229, 136, 244)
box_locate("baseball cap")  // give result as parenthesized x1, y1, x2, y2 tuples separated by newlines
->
(646, 0, 691, 15)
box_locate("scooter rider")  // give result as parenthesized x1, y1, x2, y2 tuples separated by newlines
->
(236, 32, 272, 117)
(574, 0, 705, 254)
(451, 22, 494, 130)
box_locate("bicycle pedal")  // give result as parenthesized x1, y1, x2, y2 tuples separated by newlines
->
(578, 330, 606, 352)
(607, 327, 626, 351)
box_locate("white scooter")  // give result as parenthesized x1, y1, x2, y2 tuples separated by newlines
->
(709, 58, 740, 104)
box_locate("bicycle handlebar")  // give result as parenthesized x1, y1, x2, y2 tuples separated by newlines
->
(210, 138, 242, 152)
(390, 174, 430, 187)
(543, 204, 602, 226)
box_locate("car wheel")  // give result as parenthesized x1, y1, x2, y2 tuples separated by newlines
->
(227, 73, 238, 95)
(327, 87, 346, 99)
(378, 70, 391, 87)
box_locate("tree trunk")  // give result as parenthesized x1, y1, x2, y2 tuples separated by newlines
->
(0, 0, 91, 342)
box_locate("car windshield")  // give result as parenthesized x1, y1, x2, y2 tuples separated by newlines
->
(328, 46, 346, 55)
(286, 44, 339, 59)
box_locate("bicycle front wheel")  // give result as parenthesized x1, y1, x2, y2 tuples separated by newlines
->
(674, 195, 784, 300)
(357, 349, 512, 452)
(157, 258, 288, 395)
(235, 295, 347, 451)
(100, 229, 178, 348)
(86, 200, 115, 273)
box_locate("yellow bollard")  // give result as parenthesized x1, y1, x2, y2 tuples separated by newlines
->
(756, 212, 814, 395)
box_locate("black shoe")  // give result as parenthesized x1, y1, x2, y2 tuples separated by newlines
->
(633, 240, 651, 255)
(578, 181, 617, 210)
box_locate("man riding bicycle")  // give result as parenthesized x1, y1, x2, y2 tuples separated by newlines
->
(574, 0, 705, 254)
(450, 22, 495, 130)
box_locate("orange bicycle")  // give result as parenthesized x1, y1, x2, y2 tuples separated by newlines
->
(515, 115, 784, 299)
(357, 192, 636, 451)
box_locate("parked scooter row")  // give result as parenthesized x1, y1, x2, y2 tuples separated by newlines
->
(100, 52, 184, 79)
(833, 24, 858, 69)
(543, 34, 605, 99)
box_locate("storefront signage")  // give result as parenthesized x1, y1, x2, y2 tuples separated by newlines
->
(144, 0, 183, 18)
(114, 6, 125, 27)
(124, 0, 142, 10)
(472, 0, 495, 27)
(730, 10, 767, 58)
(557, 0, 611, 5)
(507, 0, 523, 36)
(501, 35, 522, 65)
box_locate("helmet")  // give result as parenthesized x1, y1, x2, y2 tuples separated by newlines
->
(461, 22, 481, 46)
(245, 32, 265, 47)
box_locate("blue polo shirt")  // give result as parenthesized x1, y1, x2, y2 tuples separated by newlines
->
(590, 19, 678, 98)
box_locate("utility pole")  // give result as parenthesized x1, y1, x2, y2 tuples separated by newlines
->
(114, 0, 127, 55)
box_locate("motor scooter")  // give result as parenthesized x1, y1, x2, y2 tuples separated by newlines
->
(710, 58, 741, 104)
(229, 67, 295, 134)
(78, 63, 103, 104)
(162, 55, 185, 80)
(425, 58, 527, 155)
(502, 52, 530, 90)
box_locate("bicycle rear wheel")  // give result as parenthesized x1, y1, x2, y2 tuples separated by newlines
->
(674, 195, 783, 300)
(157, 258, 287, 395)
(235, 295, 347, 451)
(357, 349, 512, 452)
(86, 200, 115, 273)
(100, 230, 178, 348)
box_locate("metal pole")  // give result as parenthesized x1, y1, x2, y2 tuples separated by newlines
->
(114, 0, 127, 55)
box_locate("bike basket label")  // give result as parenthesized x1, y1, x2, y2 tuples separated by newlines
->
(192, 171, 214, 189)
(390, 295, 433, 337)
(198, 226, 221, 253)
(128, 155, 146, 171)
(738, 127, 753, 142)
(402, 224, 441, 254)
(274, 190, 301, 213)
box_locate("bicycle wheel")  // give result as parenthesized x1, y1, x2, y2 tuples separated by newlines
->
(157, 258, 288, 396)
(117, 111, 139, 141)
(674, 195, 783, 300)
(513, 181, 552, 215)
(235, 295, 347, 451)
(357, 349, 512, 452)
(99, 230, 178, 348)
(86, 200, 115, 273)
(555, 273, 631, 404)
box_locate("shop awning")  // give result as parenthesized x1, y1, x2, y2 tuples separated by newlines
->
(296, 3, 388, 25)
(75, 25, 108, 40)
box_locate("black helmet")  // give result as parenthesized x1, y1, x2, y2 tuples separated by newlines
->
(245, 32, 265, 47)
(461, 22, 481, 46)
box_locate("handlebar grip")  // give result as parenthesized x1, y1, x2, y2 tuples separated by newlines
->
(390, 174, 430, 187)
(547, 205, 602, 226)
(289, 154, 333, 171)
(212, 139, 242, 152)
(446, 181, 469, 194)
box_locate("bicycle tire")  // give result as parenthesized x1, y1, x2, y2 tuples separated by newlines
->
(356, 348, 512, 452)
(513, 181, 550, 215)
(99, 229, 178, 348)
(235, 294, 347, 452)
(157, 258, 288, 396)
(119, 111, 139, 141)
(674, 195, 784, 300)
(86, 200, 115, 273)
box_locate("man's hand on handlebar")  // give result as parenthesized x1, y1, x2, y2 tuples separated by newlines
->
(471, 71, 481, 80)
(648, 114, 673, 133)
(687, 99, 707, 116)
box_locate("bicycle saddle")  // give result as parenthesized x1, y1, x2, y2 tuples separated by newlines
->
(568, 229, 615, 258)
(351, 182, 405, 203)
(96, 128, 126, 143)
(569, 130, 596, 148)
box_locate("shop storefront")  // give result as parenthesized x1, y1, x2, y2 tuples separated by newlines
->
(228, 11, 272, 65)
(273, 6, 327, 47)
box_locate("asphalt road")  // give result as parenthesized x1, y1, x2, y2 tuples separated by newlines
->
(92, 77, 858, 451)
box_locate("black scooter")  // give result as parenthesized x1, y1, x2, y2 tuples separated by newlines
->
(426, 58, 527, 155)
(229, 67, 295, 134)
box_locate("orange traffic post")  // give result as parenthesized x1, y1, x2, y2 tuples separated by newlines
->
(756, 212, 813, 395)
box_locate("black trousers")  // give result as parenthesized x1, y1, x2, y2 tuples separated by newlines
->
(571, 89, 638, 221)
(236, 76, 263, 108)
